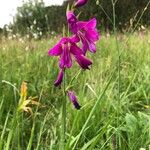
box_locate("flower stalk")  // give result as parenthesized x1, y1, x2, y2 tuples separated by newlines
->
(60, 69, 66, 150)
(47, 0, 99, 148)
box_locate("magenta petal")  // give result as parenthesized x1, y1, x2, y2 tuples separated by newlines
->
(81, 38, 96, 53)
(75, 0, 88, 7)
(70, 35, 80, 43)
(85, 29, 99, 42)
(70, 44, 83, 55)
(89, 42, 96, 53)
(59, 45, 72, 68)
(85, 18, 97, 29)
(74, 54, 92, 69)
(54, 69, 64, 87)
(67, 91, 81, 109)
(48, 43, 62, 56)
(77, 21, 87, 30)
(66, 11, 78, 33)
(81, 38, 89, 55)
(79, 30, 98, 53)
(66, 11, 77, 24)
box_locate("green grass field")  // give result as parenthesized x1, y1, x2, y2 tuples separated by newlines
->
(0, 32, 150, 150)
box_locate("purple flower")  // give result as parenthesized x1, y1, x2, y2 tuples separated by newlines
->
(67, 11, 100, 55)
(67, 90, 81, 109)
(54, 69, 64, 87)
(67, 11, 78, 33)
(48, 36, 92, 70)
(75, 0, 88, 7)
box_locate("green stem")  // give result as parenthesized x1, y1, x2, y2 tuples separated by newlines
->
(5, 111, 18, 150)
(112, 0, 121, 149)
(112, 1, 120, 98)
(0, 50, 2, 97)
(60, 69, 66, 150)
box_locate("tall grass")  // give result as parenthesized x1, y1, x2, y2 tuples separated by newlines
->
(0, 31, 150, 149)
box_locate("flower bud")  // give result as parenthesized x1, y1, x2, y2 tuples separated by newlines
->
(67, 91, 81, 109)
(54, 69, 64, 87)
(75, 0, 88, 7)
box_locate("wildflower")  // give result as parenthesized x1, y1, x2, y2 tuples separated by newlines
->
(48, 36, 92, 69)
(67, 90, 81, 109)
(18, 81, 40, 114)
(75, 0, 88, 7)
(54, 69, 64, 87)
(67, 11, 78, 33)
(67, 11, 100, 54)
(48, 36, 92, 86)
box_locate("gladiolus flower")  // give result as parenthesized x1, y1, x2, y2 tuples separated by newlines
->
(67, 11, 78, 34)
(67, 90, 81, 109)
(75, 0, 88, 7)
(48, 36, 92, 70)
(54, 69, 64, 87)
(67, 11, 100, 55)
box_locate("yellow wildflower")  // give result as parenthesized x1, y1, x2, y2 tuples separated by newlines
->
(17, 81, 40, 114)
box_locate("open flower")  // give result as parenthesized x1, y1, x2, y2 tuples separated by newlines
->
(75, 0, 88, 7)
(48, 36, 92, 69)
(67, 90, 81, 109)
(48, 36, 92, 86)
(67, 11, 100, 55)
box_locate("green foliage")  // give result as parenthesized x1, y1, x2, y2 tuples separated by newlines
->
(12, 0, 66, 37)
(0, 32, 150, 149)
(78, 0, 150, 31)
(9, 0, 150, 36)
(13, 0, 47, 37)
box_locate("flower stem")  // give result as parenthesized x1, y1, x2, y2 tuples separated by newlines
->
(112, 0, 121, 149)
(60, 69, 66, 150)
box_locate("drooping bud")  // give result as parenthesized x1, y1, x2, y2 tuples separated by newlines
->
(66, 11, 77, 24)
(75, 0, 88, 7)
(54, 69, 64, 87)
(67, 90, 81, 109)
(66, 11, 78, 33)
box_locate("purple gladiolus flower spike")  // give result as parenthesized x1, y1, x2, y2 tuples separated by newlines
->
(54, 69, 64, 87)
(75, 0, 88, 7)
(48, 36, 92, 70)
(67, 11, 100, 55)
(67, 90, 81, 109)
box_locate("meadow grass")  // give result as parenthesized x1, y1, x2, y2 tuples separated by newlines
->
(0, 32, 150, 150)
